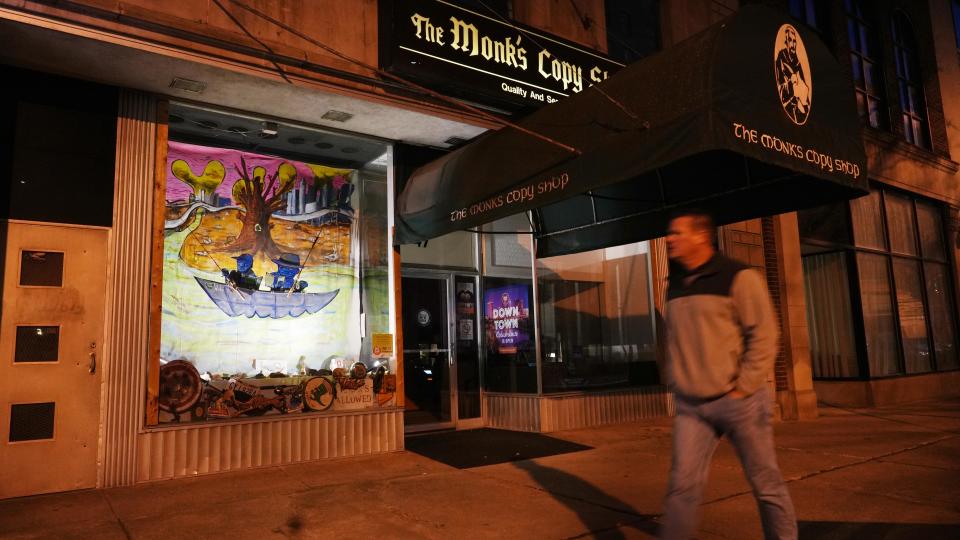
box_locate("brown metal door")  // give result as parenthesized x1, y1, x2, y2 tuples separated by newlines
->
(0, 221, 108, 499)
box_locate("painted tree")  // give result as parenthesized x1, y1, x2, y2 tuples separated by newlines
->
(221, 156, 298, 259)
(171, 159, 226, 202)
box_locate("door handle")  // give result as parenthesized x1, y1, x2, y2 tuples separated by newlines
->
(88, 342, 97, 374)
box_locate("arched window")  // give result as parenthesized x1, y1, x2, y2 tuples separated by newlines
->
(844, 0, 887, 129)
(951, 0, 960, 52)
(790, 0, 829, 33)
(892, 11, 931, 148)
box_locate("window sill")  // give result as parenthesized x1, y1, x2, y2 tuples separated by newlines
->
(862, 127, 959, 175)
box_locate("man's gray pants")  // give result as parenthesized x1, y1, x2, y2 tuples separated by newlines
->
(660, 387, 797, 540)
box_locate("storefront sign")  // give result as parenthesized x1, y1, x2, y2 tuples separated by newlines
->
(484, 284, 530, 354)
(334, 378, 375, 410)
(458, 319, 474, 340)
(731, 121, 861, 179)
(380, 0, 623, 108)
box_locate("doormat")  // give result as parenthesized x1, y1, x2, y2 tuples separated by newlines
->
(405, 428, 593, 469)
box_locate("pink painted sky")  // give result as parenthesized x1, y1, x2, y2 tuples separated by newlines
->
(166, 141, 350, 204)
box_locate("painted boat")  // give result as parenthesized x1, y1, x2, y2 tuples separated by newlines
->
(194, 277, 339, 319)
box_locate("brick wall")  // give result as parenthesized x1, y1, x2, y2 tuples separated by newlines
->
(721, 218, 789, 392)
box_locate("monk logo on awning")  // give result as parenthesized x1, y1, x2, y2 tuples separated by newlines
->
(774, 24, 812, 126)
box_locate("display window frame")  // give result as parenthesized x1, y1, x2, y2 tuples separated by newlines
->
(145, 101, 398, 427)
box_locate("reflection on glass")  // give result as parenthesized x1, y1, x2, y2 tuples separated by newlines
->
(483, 214, 533, 274)
(884, 193, 918, 255)
(802, 252, 859, 377)
(924, 262, 959, 370)
(360, 162, 392, 366)
(916, 203, 946, 261)
(402, 277, 451, 425)
(891, 258, 931, 373)
(455, 275, 481, 419)
(857, 253, 900, 376)
(850, 190, 885, 250)
(400, 231, 477, 269)
(537, 242, 657, 392)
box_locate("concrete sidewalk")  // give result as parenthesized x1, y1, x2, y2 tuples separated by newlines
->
(2, 399, 959, 539)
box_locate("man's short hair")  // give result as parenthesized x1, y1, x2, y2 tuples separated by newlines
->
(669, 208, 717, 238)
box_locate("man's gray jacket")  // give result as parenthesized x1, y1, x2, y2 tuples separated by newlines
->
(664, 254, 779, 399)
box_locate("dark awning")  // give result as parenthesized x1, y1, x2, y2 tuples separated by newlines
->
(396, 5, 868, 257)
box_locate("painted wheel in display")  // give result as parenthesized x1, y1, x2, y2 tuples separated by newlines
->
(158, 359, 202, 413)
(302, 376, 335, 411)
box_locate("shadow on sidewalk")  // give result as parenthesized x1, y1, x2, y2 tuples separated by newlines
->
(513, 460, 659, 539)
(405, 428, 592, 468)
(799, 520, 960, 539)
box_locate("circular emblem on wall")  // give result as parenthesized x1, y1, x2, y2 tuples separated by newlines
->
(416, 308, 431, 327)
(302, 376, 335, 411)
(773, 24, 812, 125)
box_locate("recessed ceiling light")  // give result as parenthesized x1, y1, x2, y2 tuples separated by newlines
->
(197, 120, 219, 130)
(321, 110, 354, 122)
(260, 121, 279, 136)
(168, 114, 185, 124)
(227, 126, 248, 134)
(169, 77, 206, 93)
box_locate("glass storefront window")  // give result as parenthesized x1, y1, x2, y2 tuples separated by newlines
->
(802, 252, 859, 377)
(400, 231, 478, 270)
(891, 258, 931, 373)
(802, 186, 959, 378)
(850, 189, 886, 250)
(154, 104, 394, 424)
(916, 202, 947, 261)
(482, 214, 537, 393)
(536, 242, 657, 392)
(482, 276, 537, 393)
(884, 192, 918, 256)
(924, 262, 959, 370)
(857, 252, 900, 376)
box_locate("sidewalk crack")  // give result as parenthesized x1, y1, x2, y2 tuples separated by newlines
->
(99, 491, 133, 540)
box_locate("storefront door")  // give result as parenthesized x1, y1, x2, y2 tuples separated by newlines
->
(401, 274, 482, 432)
(0, 222, 108, 498)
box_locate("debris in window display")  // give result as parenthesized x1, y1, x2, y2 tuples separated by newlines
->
(157, 359, 203, 422)
(158, 359, 396, 421)
(377, 374, 398, 407)
(302, 376, 335, 411)
(350, 361, 368, 379)
(333, 377, 374, 410)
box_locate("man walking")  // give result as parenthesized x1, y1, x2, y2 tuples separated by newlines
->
(660, 210, 797, 540)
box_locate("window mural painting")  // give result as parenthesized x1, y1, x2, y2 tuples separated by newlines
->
(158, 141, 393, 423)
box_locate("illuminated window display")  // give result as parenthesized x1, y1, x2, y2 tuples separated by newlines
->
(155, 106, 393, 424)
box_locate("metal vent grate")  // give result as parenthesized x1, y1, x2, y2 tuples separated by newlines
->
(20, 251, 63, 286)
(15, 326, 60, 363)
(169, 77, 206, 93)
(9, 402, 55, 442)
(321, 110, 353, 122)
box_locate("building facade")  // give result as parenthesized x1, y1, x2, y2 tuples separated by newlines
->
(0, 0, 956, 499)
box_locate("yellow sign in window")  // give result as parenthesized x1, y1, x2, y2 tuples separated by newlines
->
(371, 333, 394, 358)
